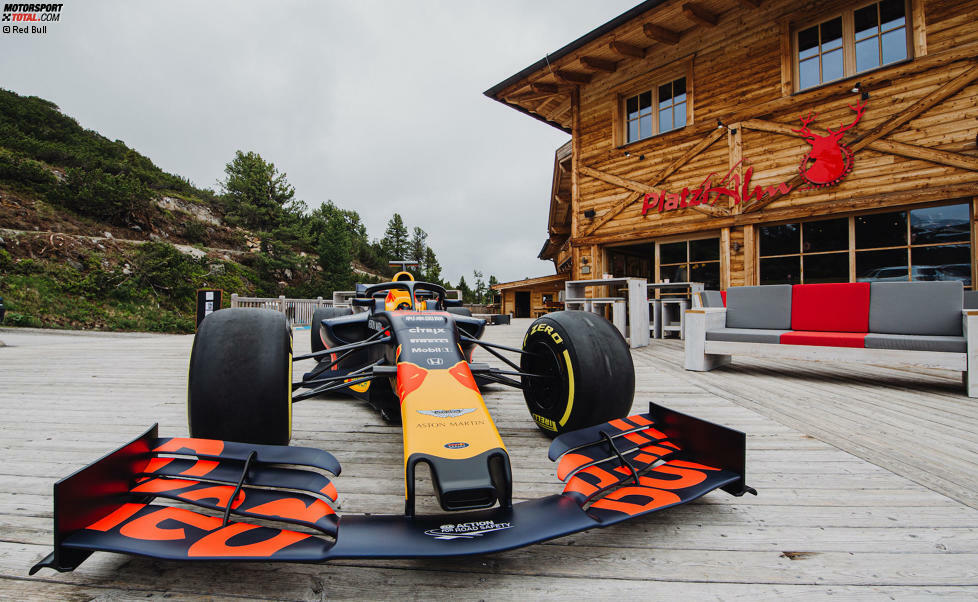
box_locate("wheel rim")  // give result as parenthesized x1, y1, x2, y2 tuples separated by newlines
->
(522, 339, 567, 413)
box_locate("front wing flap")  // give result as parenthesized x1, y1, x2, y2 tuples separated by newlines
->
(30, 403, 752, 573)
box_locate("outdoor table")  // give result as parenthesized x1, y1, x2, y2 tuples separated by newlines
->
(645, 282, 704, 338)
(564, 277, 649, 348)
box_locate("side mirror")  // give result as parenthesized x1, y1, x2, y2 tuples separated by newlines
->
(352, 298, 373, 308)
(444, 299, 463, 308)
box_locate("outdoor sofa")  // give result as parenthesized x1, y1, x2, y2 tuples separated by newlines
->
(684, 281, 978, 397)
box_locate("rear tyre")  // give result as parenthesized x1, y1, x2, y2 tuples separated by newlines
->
(311, 306, 353, 354)
(188, 308, 292, 445)
(520, 310, 634, 438)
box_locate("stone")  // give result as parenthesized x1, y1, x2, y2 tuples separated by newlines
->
(103, 232, 113, 239)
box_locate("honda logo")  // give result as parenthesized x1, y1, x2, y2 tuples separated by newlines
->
(427, 358, 444, 366)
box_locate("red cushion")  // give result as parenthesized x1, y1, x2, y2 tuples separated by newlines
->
(791, 283, 870, 332)
(720, 291, 727, 307)
(780, 331, 867, 348)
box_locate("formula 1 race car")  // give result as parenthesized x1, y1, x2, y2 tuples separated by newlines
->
(30, 272, 754, 574)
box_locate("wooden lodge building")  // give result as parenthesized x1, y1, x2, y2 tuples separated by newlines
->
(488, 0, 978, 316)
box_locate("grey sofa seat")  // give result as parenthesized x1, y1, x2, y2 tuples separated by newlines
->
(700, 290, 725, 308)
(864, 333, 967, 353)
(706, 328, 791, 344)
(869, 281, 963, 336)
(965, 290, 978, 310)
(725, 285, 793, 330)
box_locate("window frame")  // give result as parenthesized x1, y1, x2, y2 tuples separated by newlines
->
(613, 60, 694, 148)
(792, 0, 914, 93)
(755, 201, 973, 288)
(655, 234, 722, 296)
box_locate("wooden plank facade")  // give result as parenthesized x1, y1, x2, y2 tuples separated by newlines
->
(493, 273, 568, 317)
(486, 0, 978, 290)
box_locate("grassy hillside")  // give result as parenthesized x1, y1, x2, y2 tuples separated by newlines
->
(0, 89, 316, 332)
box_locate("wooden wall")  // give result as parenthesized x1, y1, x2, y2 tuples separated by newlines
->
(496, 0, 978, 286)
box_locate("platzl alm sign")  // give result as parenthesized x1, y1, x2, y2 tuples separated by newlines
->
(641, 100, 866, 215)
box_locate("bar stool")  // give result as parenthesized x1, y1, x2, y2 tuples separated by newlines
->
(647, 299, 662, 339)
(660, 298, 688, 339)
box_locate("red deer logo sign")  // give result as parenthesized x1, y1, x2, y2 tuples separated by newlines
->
(641, 101, 867, 215)
(792, 99, 867, 188)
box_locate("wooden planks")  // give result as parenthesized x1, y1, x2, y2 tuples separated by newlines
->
(1, 322, 978, 598)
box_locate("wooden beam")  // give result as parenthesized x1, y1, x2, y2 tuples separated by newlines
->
(506, 90, 559, 103)
(580, 56, 618, 73)
(574, 183, 978, 246)
(608, 41, 645, 58)
(868, 139, 978, 171)
(739, 0, 761, 7)
(739, 61, 978, 213)
(554, 70, 592, 85)
(579, 165, 657, 195)
(580, 127, 728, 236)
(643, 23, 680, 45)
(743, 118, 978, 171)
(848, 62, 978, 154)
(682, 2, 718, 27)
(530, 82, 561, 94)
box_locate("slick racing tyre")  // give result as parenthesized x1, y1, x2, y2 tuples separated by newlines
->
(188, 308, 292, 445)
(311, 306, 354, 354)
(520, 310, 634, 437)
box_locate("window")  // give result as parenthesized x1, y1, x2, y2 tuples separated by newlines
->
(856, 204, 971, 284)
(759, 218, 849, 284)
(757, 203, 972, 287)
(624, 77, 687, 143)
(658, 238, 720, 291)
(796, 0, 909, 91)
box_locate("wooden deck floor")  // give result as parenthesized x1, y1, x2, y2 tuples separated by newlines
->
(2, 320, 978, 599)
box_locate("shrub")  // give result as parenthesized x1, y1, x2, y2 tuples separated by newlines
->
(58, 168, 153, 226)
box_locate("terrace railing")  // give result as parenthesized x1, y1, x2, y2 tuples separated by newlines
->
(229, 294, 332, 327)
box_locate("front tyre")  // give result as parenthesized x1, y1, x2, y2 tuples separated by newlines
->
(188, 308, 292, 445)
(520, 310, 634, 437)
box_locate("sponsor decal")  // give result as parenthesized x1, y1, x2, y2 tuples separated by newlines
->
(408, 327, 446, 334)
(417, 419, 487, 429)
(407, 338, 450, 344)
(402, 315, 445, 323)
(532, 413, 558, 432)
(418, 408, 475, 418)
(444, 441, 469, 449)
(410, 346, 452, 353)
(424, 520, 513, 540)
(426, 357, 444, 366)
(529, 323, 563, 345)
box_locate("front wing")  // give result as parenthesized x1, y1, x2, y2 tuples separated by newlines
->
(30, 403, 754, 573)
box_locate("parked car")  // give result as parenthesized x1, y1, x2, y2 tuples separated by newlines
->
(858, 265, 940, 282)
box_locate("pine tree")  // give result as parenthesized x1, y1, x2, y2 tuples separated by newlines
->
(423, 247, 441, 284)
(219, 151, 299, 230)
(472, 270, 486, 304)
(409, 227, 428, 276)
(381, 214, 409, 274)
(317, 210, 353, 291)
(457, 276, 472, 304)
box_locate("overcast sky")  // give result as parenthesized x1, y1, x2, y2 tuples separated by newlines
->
(0, 0, 637, 284)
